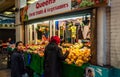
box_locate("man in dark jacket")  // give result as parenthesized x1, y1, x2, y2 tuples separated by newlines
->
(44, 36, 69, 77)
(11, 41, 25, 77)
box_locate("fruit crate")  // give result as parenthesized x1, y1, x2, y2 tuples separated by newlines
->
(62, 62, 89, 77)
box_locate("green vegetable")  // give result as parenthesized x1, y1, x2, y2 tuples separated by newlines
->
(79, 0, 94, 7)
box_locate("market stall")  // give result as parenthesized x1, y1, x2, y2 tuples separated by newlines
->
(24, 53, 44, 75)
(20, 0, 109, 77)
(24, 52, 89, 77)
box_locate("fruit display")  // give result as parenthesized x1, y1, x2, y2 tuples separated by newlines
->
(25, 41, 91, 65)
(61, 43, 73, 47)
(25, 44, 46, 57)
(72, 0, 108, 9)
(64, 43, 91, 66)
(25, 39, 49, 57)
(79, 0, 94, 7)
(94, 0, 108, 4)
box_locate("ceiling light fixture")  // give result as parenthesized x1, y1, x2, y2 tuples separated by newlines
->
(4, 11, 13, 15)
(27, 0, 38, 4)
(12, 7, 16, 10)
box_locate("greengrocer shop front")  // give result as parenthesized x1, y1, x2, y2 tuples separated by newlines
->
(20, 0, 112, 77)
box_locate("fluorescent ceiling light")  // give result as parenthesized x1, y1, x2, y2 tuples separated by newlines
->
(12, 7, 16, 10)
(4, 11, 13, 15)
(55, 15, 91, 21)
(27, 0, 38, 4)
(33, 21, 49, 25)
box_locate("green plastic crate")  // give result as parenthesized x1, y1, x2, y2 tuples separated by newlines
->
(62, 62, 89, 77)
(25, 53, 89, 77)
(24, 53, 44, 75)
(34, 72, 41, 77)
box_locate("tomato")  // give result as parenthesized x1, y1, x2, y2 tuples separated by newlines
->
(77, 0, 82, 4)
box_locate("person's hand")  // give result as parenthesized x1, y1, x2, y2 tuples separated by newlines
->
(58, 45, 63, 49)
(66, 50, 70, 54)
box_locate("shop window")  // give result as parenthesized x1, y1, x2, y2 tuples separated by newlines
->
(36, 21, 50, 44)
(53, 10, 97, 65)
(54, 14, 91, 45)
(24, 9, 97, 65)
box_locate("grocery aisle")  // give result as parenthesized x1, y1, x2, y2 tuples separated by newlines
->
(0, 54, 8, 69)
(0, 53, 11, 77)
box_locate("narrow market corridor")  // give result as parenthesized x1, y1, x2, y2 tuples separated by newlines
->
(0, 54, 8, 69)
(0, 69, 11, 77)
(0, 54, 11, 77)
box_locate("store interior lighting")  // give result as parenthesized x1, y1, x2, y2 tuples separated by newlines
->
(55, 15, 91, 21)
(27, 0, 38, 4)
(34, 21, 49, 25)
(4, 11, 13, 15)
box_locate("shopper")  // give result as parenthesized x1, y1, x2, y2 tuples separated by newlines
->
(7, 42, 15, 68)
(0, 40, 3, 53)
(11, 41, 26, 77)
(2, 41, 8, 54)
(44, 36, 69, 77)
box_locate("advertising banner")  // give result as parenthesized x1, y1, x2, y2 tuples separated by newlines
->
(20, 0, 27, 8)
(27, 0, 71, 20)
(20, 0, 109, 21)
(86, 65, 110, 77)
(20, 6, 28, 22)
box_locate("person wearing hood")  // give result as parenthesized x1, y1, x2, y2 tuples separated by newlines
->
(44, 36, 69, 77)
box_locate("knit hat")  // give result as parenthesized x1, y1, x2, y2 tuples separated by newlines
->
(50, 36, 60, 45)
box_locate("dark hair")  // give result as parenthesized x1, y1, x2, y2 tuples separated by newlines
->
(15, 41, 23, 47)
(88, 69, 92, 73)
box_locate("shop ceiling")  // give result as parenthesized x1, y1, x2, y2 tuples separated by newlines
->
(0, 0, 38, 21)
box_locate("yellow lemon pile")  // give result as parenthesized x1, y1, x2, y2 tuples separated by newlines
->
(64, 43, 91, 66)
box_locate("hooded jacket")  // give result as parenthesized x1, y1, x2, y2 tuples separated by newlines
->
(11, 48, 25, 77)
(44, 42, 69, 77)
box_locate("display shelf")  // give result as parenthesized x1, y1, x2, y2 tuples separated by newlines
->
(24, 53, 89, 77)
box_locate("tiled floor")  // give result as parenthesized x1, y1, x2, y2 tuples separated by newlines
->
(0, 54, 8, 69)
(0, 69, 11, 77)
(0, 53, 10, 77)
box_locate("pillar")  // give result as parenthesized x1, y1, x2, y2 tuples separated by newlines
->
(15, 0, 24, 42)
(97, 7, 107, 66)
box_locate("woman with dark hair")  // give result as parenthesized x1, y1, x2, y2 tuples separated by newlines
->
(11, 41, 25, 77)
(44, 36, 69, 77)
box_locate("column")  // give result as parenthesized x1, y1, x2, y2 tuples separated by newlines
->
(15, 0, 24, 42)
(97, 7, 107, 66)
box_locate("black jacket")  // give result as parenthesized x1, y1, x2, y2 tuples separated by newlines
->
(11, 49, 25, 77)
(44, 42, 69, 77)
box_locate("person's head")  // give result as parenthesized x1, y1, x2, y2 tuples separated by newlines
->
(8, 38, 11, 41)
(42, 35, 46, 38)
(15, 41, 23, 51)
(87, 69, 93, 76)
(0, 40, 2, 43)
(88, 69, 92, 73)
(50, 36, 60, 45)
